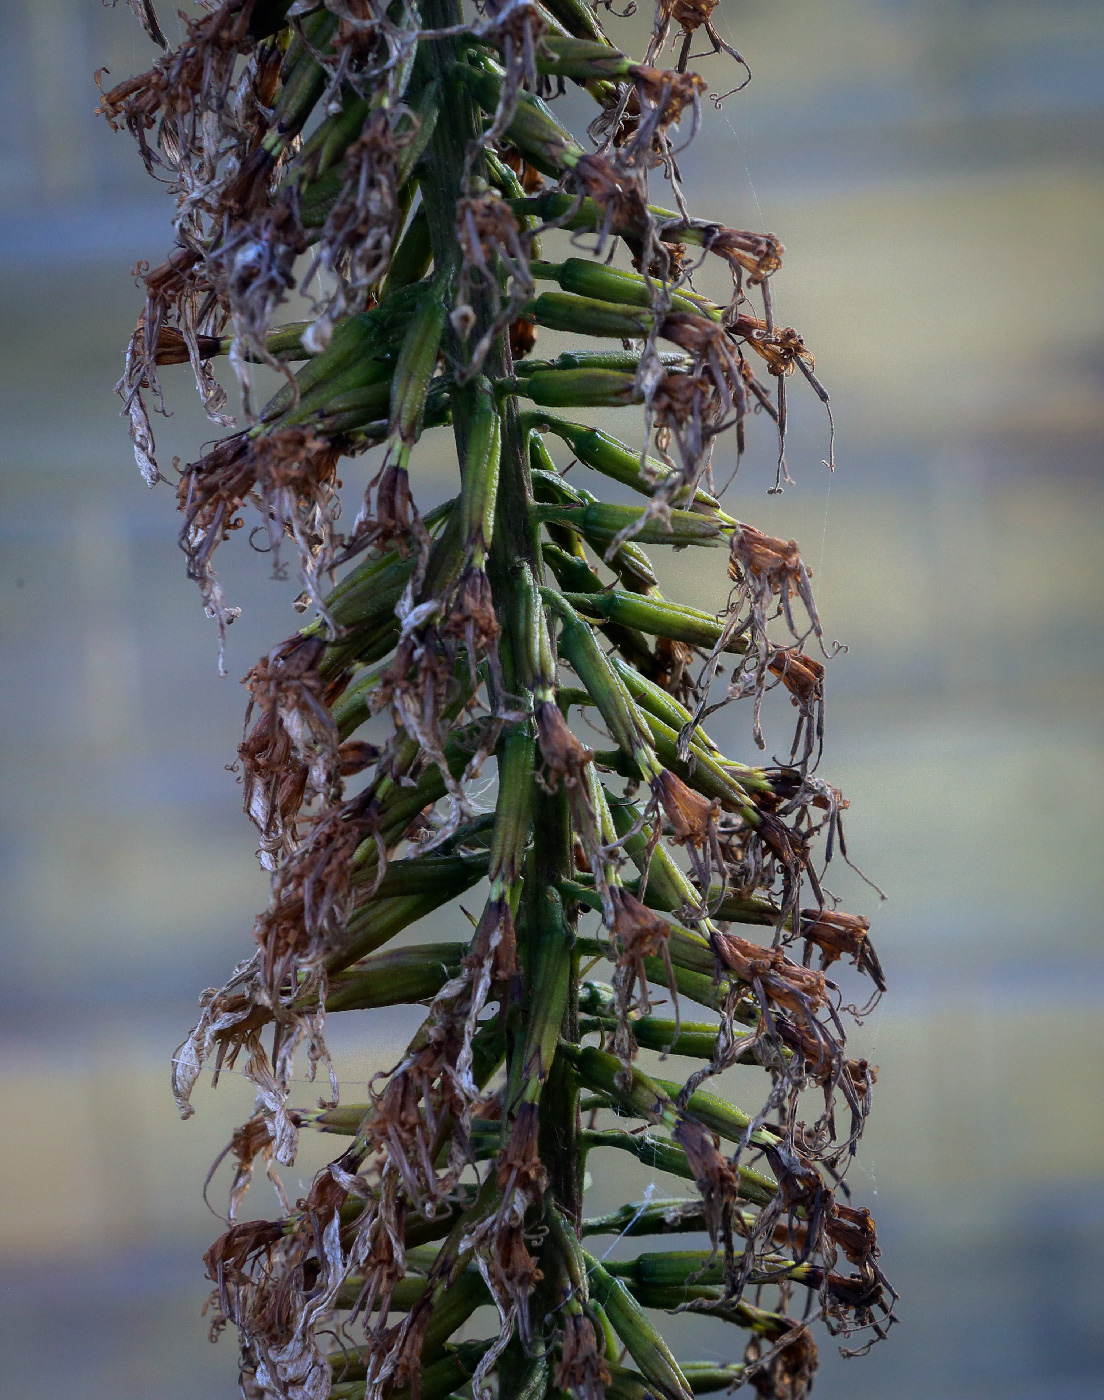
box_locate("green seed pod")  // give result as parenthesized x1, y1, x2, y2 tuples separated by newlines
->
(583, 1015, 728, 1062)
(652, 1074, 781, 1149)
(326, 899, 462, 977)
(540, 0, 609, 44)
(459, 378, 502, 561)
(628, 1286, 793, 1339)
(298, 90, 370, 181)
(564, 1043, 679, 1132)
(519, 411, 722, 510)
(326, 943, 465, 1008)
(610, 654, 719, 748)
(639, 709, 758, 816)
(329, 1342, 491, 1400)
(488, 726, 536, 891)
(328, 1274, 428, 1313)
(540, 542, 602, 594)
(514, 349, 687, 377)
(383, 205, 433, 295)
(604, 1362, 673, 1400)
(205, 321, 312, 363)
(508, 366, 641, 407)
(609, 1249, 816, 1295)
(325, 549, 418, 632)
(532, 36, 631, 79)
(511, 560, 552, 696)
(260, 281, 432, 423)
(583, 1126, 696, 1184)
(566, 588, 728, 651)
(581, 1197, 713, 1240)
(390, 285, 448, 445)
(541, 543, 656, 673)
(418, 1271, 495, 1363)
(531, 290, 652, 341)
(606, 796, 703, 912)
(508, 888, 570, 1109)
(542, 591, 657, 773)
(459, 65, 583, 176)
(315, 373, 394, 428)
(582, 1126, 777, 1208)
(681, 1364, 749, 1394)
(536, 502, 725, 548)
(394, 81, 443, 186)
(262, 11, 338, 157)
(534, 258, 717, 320)
(583, 1250, 694, 1400)
(373, 849, 491, 898)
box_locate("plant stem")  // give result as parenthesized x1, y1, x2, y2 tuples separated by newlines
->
(419, 0, 581, 1289)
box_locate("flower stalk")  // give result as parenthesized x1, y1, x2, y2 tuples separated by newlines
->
(103, 1, 894, 1395)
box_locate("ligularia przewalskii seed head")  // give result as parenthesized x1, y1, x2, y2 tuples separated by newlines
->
(100, 2, 895, 1396)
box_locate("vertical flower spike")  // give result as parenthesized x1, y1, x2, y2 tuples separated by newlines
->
(104, 2, 895, 1397)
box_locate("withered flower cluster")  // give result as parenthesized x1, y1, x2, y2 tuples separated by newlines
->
(102, 3, 893, 1398)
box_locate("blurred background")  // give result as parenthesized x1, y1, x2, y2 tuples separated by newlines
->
(1, 2, 1101, 1397)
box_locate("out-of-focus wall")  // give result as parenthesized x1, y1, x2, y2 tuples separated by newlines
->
(0, 3, 1101, 1398)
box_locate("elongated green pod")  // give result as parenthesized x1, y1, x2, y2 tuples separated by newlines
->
(531, 290, 652, 341)
(510, 193, 783, 282)
(312, 373, 394, 427)
(390, 284, 447, 445)
(530, 36, 631, 79)
(605, 797, 697, 913)
(514, 349, 687, 377)
(329, 1341, 490, 1400)
(534, 258, 717, 320)
(580, 1014, 750, 1062)
(459, 378, 502, 562)
(507, 366, 640, 408)
(488, 726, 536, 893)
(540, 0, 609, 43)
(581, 1197, 713, 1240)
(329, 895, 467, 975)
(542, 591, 657, 773)
(395, 81, 443, 186)
(262, 11, 339, 157)
(536, 502, 725, 549)
(608, 656, 728, 763)
(574, 1040, 783, 1151)
(298, 90, 370, 181)
(383, 205, 433, 295)
(606, 1248, 819, 1295)
(325, 549, 418, 632)
(520, 411, 722, 510)
(260, 281, 431, 423)
(458, 64, 583, 175)
(582, 1128, 777, 1207)
(372, 849, 491, 898)
(509, 887, 571, 1108)
(569, 589, 730, 652)
(637, 712, 757, 813)
(325, 943, 465, 1010)
(541, 543, 657, 673)
(583, 1249, 694, 1400)
(681, 1363, 749, 1394)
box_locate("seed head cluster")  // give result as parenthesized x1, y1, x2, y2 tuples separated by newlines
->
(101, 3, 895, 1398)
